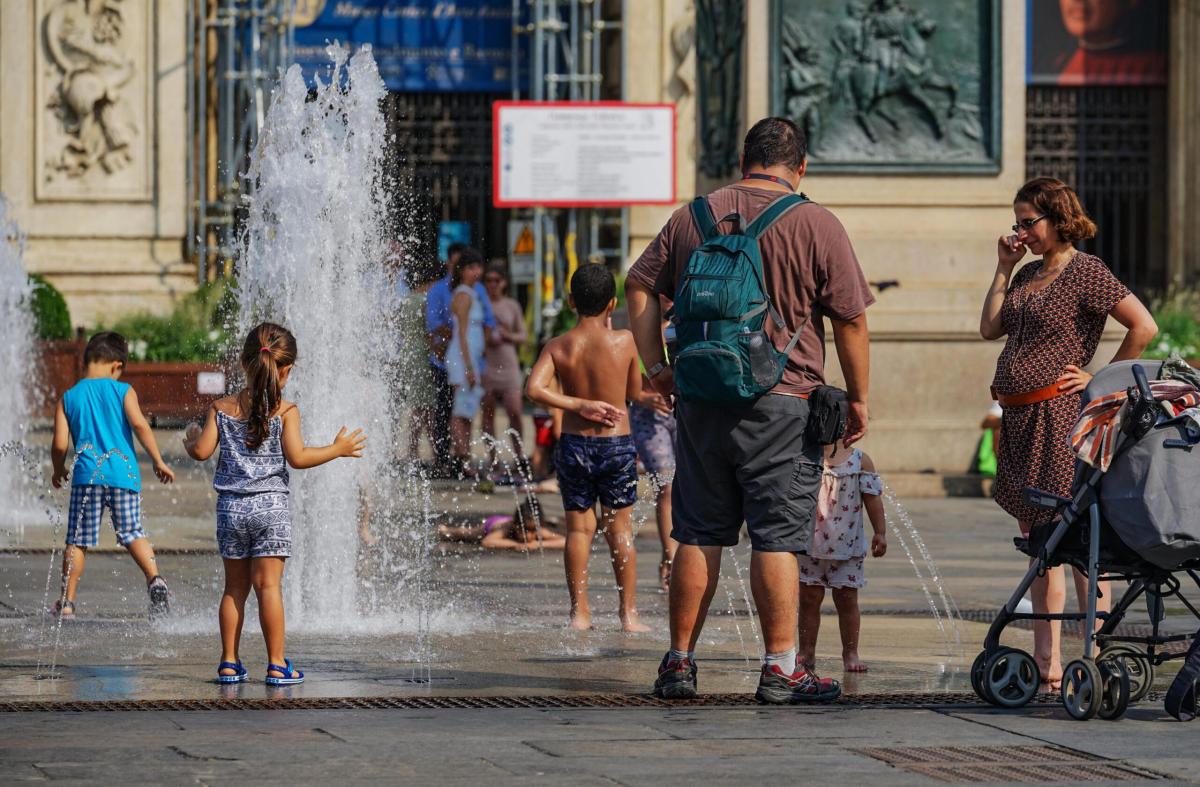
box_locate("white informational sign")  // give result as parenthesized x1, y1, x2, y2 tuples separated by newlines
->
(196, 371, 226, 396)
(507, 220, 537, 284)
(493, 102, 676, 207)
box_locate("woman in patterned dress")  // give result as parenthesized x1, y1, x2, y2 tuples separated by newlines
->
(980, 177, 1157, 690)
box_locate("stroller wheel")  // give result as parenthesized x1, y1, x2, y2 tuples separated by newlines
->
(1099, 644, 1154, 704)
(1097, 659, 1131, 721)
(1061, 659, 1103, 720)
(970, 650, 992, 702)
(983, 648, 1040, 709)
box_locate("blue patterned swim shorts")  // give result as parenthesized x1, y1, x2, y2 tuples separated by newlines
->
(554, 433, 638, 512)
(216, 492, 292, 559)
(66, 485, 144, 547)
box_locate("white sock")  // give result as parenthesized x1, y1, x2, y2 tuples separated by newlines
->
(668, 649, 691, 663)
(764, 648, 797, 675)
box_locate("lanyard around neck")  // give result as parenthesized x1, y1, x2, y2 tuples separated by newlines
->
(742, 172, 795, 191)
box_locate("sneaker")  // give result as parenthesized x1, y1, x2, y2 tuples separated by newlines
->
(755, 664, 841, 704)
(653, 653, 698, 699)
(148, 576, 170, 618)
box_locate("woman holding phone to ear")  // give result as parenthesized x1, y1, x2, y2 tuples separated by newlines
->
(979, 176, 1157, 691)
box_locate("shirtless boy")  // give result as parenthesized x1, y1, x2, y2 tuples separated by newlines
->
(526, 264, 649, 632)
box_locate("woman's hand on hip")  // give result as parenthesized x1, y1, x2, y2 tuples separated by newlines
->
(997, 234, 1026, 269)
(1057, 364, 1093, 395)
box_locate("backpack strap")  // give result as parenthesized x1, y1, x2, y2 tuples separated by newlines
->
(745, 193, 810, 239)
(689, 196, 719, 241)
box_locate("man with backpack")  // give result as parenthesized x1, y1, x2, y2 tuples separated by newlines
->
(625, 117, 874, 703)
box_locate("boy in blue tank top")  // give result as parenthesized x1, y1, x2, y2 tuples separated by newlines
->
(50, 332, 176, 620)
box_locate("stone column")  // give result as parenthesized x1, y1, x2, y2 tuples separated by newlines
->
(1168, 0, 1200, 286)
(0, 0, 191, 328)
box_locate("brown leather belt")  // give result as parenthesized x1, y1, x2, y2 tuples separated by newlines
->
(991, 382, 1065, 409)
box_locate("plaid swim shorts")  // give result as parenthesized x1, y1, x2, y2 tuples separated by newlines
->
(66, 485, 145, 547)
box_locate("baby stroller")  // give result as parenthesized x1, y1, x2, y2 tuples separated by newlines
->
(971, 361, 1200, 720)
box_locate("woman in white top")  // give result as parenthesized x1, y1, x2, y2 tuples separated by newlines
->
(446, 249, 488, 475)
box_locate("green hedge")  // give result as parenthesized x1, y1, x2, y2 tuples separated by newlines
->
(1145, 289, 1200, 360)
(28, 274, 72, 340)
(103, 279, 237, 363)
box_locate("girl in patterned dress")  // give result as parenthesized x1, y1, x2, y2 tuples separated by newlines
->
(980, 177, 1157, 690)
(183, 323, 367, 686)
(797, 443, 887, 673)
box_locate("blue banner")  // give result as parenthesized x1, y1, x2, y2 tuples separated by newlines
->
(293, 1, 517, 92)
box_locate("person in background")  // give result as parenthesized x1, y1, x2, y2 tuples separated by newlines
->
(446, 249, 489, 477)
(481, 263, 528, 471)
(426, 243, 496, 476)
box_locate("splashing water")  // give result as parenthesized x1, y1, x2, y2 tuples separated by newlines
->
(235, 45, 424, 630)
(0, 197, 35, 519)
(881, 485, 963, 660)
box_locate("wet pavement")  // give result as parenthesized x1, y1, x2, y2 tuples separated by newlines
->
(3, 431, 1198, 784)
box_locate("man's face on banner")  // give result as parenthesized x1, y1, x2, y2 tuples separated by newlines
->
(1058, 0, 1137, 44)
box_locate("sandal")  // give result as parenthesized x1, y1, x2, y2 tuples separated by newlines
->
(265, 658, 304, 686)
(217, 660, 248, 684)
(52, 599, 76, 620)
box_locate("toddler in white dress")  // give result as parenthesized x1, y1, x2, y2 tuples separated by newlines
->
(798, 443, 887, 673)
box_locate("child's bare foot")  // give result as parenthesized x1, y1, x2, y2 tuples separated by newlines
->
(620, 611, 651, 633)
(843, 652, 869, 673)
(568, 612, 593, 630)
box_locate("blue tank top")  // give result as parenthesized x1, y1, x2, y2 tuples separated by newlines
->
(62, 378, 141, 492)
(212, 410, 289, 495)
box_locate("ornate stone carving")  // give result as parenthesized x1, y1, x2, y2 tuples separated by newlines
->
(695, 0, 744, 178)
(37, 0, 151, 200)
(773, 0, 999, 173)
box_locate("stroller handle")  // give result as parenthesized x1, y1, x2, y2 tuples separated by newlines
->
(1131, 363, 1153, 401)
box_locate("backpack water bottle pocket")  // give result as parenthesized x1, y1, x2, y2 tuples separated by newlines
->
(742, 330, 785, 389)
(674, 341, 752, 403)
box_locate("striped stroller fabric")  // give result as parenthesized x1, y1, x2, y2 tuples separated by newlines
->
(1071, 380, 1200, 471)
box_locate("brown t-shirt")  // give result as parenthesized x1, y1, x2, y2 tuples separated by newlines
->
(626, 183, 875, 395)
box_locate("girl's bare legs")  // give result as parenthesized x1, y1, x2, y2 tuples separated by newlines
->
(451, 412, 473, 472)
(501, 386, 525, 461)
(654, 480, 675, 591)
(798, 583, 825, 671)
(832, 587, 866, 672)
(564, 509, 597, 629)
(219, 558, 252, 676)
(251, 556, 289, 675)
(60, 545, 86, 603)
(600, 506, 650, 632)
(481, 391, 498, 466)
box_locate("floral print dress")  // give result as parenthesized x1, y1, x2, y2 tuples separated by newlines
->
(797, 449, 883, 590)
(991, 251, 1130, 525)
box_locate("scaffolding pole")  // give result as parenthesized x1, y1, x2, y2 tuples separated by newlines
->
(187, 0, 294, 282)
(514, 0, 625, 343)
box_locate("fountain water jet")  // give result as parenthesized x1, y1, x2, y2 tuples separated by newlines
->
(0, 197, 35, 523)
(236, 46, 429, 631)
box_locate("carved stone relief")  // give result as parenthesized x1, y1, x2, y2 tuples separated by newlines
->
(773, 0, 999, 172)
(36, 0, 151, 200)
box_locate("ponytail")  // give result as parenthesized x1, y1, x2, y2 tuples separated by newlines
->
(240, 322, 297, 450)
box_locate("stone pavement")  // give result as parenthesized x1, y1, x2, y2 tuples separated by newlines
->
(3, 703, 1198, 784)
(2, 431, 1198, 784)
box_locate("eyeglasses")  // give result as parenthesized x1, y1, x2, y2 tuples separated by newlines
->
(1012, 215, 1046, 232)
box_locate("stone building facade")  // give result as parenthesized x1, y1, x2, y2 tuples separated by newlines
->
(0, 0, 191, 327)
(625, 0, 1199, 474)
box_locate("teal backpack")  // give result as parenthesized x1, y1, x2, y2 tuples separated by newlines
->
(671, 192, 810, 404)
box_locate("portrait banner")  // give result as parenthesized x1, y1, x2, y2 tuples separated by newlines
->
(771, 0, 1001, 173)
(1027, 0, 1167, 86)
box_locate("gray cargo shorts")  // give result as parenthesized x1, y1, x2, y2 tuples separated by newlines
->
(671, 393, 822, 553)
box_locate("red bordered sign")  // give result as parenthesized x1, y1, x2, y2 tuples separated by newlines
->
(492, 101, 677, 208)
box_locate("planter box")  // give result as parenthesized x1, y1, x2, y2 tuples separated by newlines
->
(34, 340, 227, 422)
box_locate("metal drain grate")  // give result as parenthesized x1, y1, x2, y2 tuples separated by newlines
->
(854, 745, 1163, 783)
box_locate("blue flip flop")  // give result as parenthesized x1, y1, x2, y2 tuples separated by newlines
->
(265, 658, 304, 686)
(217, 660, 247, 684)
